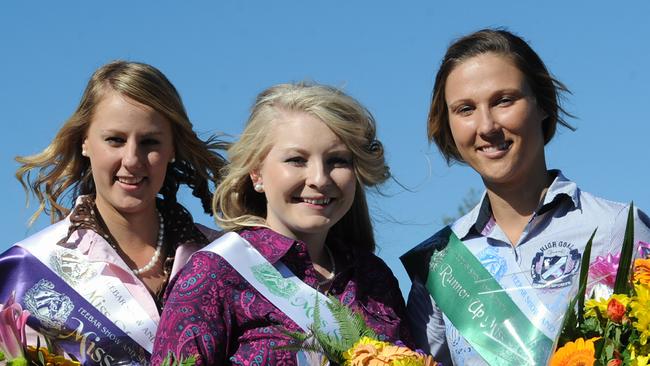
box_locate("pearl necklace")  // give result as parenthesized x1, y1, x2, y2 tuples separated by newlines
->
(317, 246, 336, 286)
(132, 211, 164, 275)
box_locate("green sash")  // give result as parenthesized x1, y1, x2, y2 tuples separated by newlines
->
(426, 230, 553, 365)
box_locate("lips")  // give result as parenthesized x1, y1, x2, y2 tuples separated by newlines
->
(115, 176, 145, 185)
(477, 141, 512, 153)
(294, 197, 333, 206)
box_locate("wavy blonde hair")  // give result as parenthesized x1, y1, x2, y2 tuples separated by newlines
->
(213, 82, 389, 252)
(16, 61, 227, 224)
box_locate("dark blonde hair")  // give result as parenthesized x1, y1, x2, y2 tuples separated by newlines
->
(16, 61, 227, 223)
(213, 82, 389, 252)
(428, 28, 574, 164)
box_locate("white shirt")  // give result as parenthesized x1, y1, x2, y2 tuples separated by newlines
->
(404, 170, 650, 365)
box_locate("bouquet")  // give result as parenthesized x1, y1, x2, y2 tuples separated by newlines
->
(282, 296, 438, 366)
(551, 204, 650, 366)
(0, 292, 79, 366)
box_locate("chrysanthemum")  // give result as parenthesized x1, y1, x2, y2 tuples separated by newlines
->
(549, 337, 598, 366)
(634, 259, 650, 285)
(630, 283, 650, 345)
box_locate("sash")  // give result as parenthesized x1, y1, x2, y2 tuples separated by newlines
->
(1, 219, 157, 365)
(423, 229, 554, 365)
(199, 232, 340, 338)
(1, 246, 149, 365)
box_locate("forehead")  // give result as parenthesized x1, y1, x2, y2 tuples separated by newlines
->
(89, 91, 171, 133)
(266, 110, 349, 151)
(445, 53, 529, 100)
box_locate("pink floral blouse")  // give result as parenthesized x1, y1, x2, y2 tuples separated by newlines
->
(152, 227, 412, 365)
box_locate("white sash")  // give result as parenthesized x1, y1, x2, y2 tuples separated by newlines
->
(16, 219, 158, 352)
(199, 232, 340, 338)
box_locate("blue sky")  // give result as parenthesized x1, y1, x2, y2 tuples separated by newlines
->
(2, 2, 649, 296)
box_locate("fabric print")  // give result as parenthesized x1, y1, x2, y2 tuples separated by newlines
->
(477, 246, 507, 281)
(531, 241, 581, 288)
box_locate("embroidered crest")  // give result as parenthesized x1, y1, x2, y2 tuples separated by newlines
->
(24, 279, 74, 330)
(477, 247, 507, 281)
(50, 248, 97, 286)
(531, 241, 581, 288)
(251, 263, 298, 298)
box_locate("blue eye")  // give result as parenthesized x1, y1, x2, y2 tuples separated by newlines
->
(328, 157, 352, 168)
(105, 137, 125, 145)
(285, 156, 306, 166)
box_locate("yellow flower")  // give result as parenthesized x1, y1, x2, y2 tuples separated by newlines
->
(344, 337, 432, 366)
(549, 337, 598, 366)
(630, 283, 650, 345)
(635, 259, 650, 285)
(585, 294, 630, 320)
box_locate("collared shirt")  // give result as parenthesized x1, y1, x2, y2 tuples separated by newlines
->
(152, 227, 412, 366)
(406, 170, 650, 365)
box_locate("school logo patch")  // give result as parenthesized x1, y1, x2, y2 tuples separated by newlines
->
(531, 241, 581, 288)
(24, 279, 74, 330)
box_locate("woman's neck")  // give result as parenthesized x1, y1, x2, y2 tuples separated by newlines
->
(94, 200, 160, 252)
(484, 169, 552, 246)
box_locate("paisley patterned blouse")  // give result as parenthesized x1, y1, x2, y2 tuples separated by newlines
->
(152, 227, 412, 365)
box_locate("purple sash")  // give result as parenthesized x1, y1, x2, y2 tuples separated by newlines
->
(1, 246, 150, 365)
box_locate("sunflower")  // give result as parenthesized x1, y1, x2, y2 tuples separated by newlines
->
(549, 338, 599, 366)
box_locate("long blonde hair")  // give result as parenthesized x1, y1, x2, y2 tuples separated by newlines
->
(16, 61, 227, 224)
(213, 82, 388, 252)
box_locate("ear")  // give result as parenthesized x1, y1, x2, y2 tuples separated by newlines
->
(249, 169, 262, 186)
(81, 138, 89, 157)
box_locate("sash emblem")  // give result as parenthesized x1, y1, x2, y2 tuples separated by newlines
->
(50, 248, 97, 286)
(24, 279, 74, 330)
(251, 263, 298, 298)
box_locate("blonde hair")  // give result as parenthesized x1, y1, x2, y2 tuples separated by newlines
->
(16, 61, 227, 224)
(213, 82, 389, 252)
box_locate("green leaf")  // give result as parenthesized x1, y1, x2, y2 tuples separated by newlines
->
(614, 203, 635, 294)
(578, 227, 597, 324)
(558, 227, 597, 344)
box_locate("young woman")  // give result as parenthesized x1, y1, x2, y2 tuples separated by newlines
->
(1, 61, 226, 365)
(401, 29, 650, 365)
(153, 83, 412, 365)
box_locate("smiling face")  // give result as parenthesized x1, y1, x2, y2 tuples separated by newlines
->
(82, 91, 175, 217)
(251, 111, 357, 243)
(445, 53, 548, 188)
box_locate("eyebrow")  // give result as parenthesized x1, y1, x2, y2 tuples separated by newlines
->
(99, 129, 165, 137)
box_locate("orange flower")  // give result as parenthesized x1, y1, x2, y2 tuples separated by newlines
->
(344, 337, 426, 366)
(634, 258, 650, 285)
(607, 359, 622, 366)
(607, 298, 626, 323)
(549, 337, 598, 366)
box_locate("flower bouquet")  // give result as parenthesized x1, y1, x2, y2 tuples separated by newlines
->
(281, 296, 438, 366)
(551, 204, 650, 366)
(0, 293, 79, 366)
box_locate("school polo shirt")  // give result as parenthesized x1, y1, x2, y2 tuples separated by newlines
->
(405, 170, 650, 365)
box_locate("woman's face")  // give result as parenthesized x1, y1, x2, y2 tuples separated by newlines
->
(251, 111, 356, 243)
(445, 53, 548, 187)
(82, 91, 175, 216)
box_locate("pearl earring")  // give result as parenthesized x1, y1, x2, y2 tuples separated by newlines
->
(81, 150, 88, 157)
(170, 157, 176, 164)
(254, 183, 264, 192)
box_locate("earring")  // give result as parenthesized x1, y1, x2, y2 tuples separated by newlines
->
(170, 157, 176, 164)
(254, 183, 264, 192)
(81, 150, 88, 157)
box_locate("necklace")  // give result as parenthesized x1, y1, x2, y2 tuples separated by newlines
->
(317, 246, 336, 286)
(132, 211, 164, 275)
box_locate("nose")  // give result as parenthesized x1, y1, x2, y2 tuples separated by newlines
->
(305, 161, 331, 189)
(122, 141, 144, 170)
(476, 106, 498, 136)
